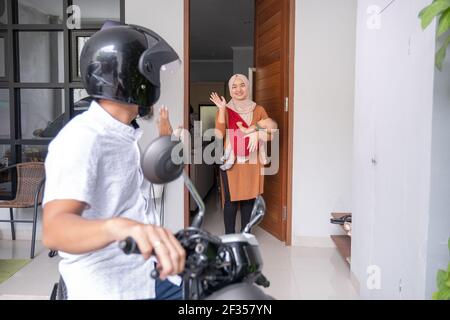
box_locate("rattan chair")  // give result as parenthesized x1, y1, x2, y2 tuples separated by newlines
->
(0, 162, 45, 258)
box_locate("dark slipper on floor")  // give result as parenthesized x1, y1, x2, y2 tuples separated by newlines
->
(330, 215, 352, 225)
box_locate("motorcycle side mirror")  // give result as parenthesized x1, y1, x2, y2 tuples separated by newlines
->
(243, 196, 266, 234)
(141, 135, 206, 229)
(141, 135, 184, 184)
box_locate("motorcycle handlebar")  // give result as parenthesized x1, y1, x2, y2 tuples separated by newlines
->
(119, 235, 270, 294)
(118, 237, 141, 254)
(119, 237, 160, 279)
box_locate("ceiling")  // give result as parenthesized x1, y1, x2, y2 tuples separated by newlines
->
(190, 0, 254, 60)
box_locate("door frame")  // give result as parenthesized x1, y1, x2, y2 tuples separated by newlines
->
(183, 0, 295, 245)
(183, 0, 190, 228)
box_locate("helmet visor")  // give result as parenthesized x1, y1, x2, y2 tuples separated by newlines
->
(135, 25, 181, 87)
(161, 59, 181, 73)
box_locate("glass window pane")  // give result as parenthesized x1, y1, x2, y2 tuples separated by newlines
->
(19, 32, 64, 83)
(18, 0, 63, 24)
(20, 89, 65, 139)
(0, 37, 5, 78)
(22, 145, 48, 163)
(73, 0, 120, 26)
(0, 144, 10, 167)
(73, 88, 89, 104)
(0, 0, 8, 25)
(0, 144, 12, 198)
(76, 35, 90, 79)
(71, 32, 90, 81)
(0, 89, 9, 139)
(73, 88, 90, 116)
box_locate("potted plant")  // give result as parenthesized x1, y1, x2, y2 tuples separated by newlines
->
(419, 1, 450, 300)
(419, 0, 450, 70)
(432, 238, 450, 300)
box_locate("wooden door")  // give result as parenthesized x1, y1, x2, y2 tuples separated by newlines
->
(254, 0, 291, 241)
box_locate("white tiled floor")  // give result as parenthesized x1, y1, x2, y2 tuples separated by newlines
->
(0, 240, 60, 300)
(0, 190, 359, 300)
(199, 190, 359, 300)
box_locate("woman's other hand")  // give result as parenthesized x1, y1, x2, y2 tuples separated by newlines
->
(210, 92, 227, 110)
(247, 132, 259, 153)
(158, 106, 173, 136)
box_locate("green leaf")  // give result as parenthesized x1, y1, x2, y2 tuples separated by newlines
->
(419, 0, 450, 30)
(437, 270, 448, 291)
(435, 34, 450, 70)
(438, 9, 450, 36)
(441, 289, 450, 300)
(434, 289, 450, 300)
(448, 237, 450, 250)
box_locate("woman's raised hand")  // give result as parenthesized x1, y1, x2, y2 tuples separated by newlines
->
(210, 92, 227, 110)
(157, 105, 173, 136)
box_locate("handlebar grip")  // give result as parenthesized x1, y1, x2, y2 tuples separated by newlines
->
(255, 273, 270, 288)
(150, 269, 160, 280)
(119, 237, 141, 254)
(119, 237, 161, 280)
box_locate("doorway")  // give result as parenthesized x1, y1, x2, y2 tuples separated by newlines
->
(184, 0, 294, 244)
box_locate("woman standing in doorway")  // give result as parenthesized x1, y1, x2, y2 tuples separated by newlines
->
(211, 74, 275, 234)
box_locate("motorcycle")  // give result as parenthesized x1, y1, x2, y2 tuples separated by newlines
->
(51, 136, 273, 300)
(120, 136, 273, 300)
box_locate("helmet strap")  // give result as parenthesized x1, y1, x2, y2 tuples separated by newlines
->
(138, 105, 154, 118)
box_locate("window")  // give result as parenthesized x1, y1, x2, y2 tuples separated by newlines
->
(0, 35, 5, 79)
(71, 30, 94, 82)
(0, 144, 12, 198)
(0, 0, 125, 200)
(0, 89, 9, 139)
(73, 0, 121, 28)
(17, 0, 63, 24)
(0, 1, 8, 25)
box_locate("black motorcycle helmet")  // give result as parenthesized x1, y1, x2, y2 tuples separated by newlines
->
(80, 21, 180, 117)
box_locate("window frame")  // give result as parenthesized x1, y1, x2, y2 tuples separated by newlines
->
(0, 0, 125, 200)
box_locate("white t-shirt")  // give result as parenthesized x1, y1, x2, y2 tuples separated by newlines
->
(44, 101, 171, 300)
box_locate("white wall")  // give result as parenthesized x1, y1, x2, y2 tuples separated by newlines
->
(426, 32, 450, 298)
(352, 0, 437, 299)
(126, 0, 185, 233)
(292, 0, 357, 246)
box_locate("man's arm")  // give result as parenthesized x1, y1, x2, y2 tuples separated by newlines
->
(43, 200, 186, 279)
